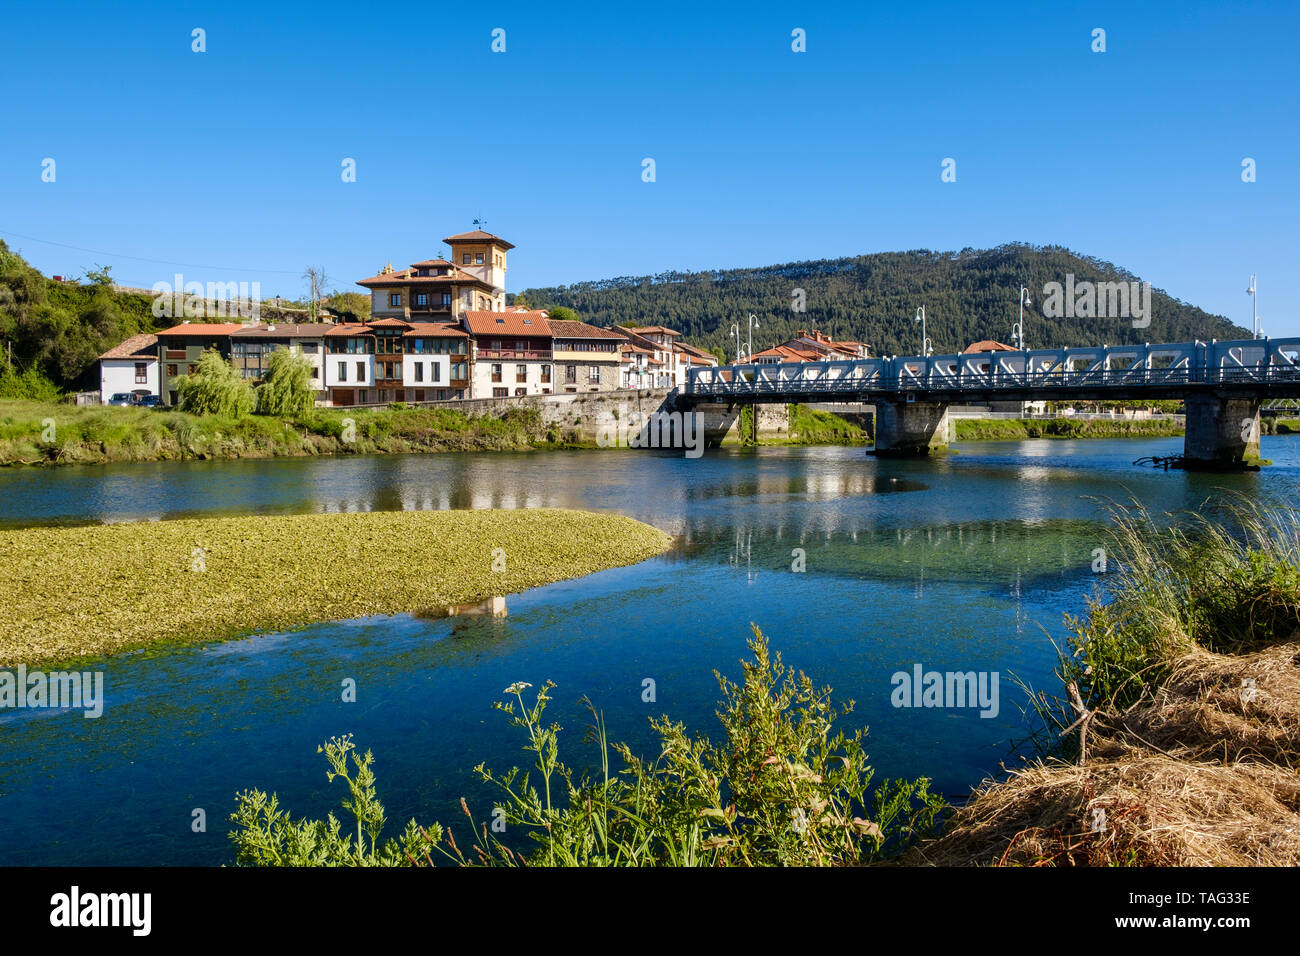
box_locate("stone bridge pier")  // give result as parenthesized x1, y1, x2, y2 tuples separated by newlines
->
(871, 400, 950, 457)
(1183, 394, 1263, 469)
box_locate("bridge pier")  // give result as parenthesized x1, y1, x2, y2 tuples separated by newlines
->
(1183, 395, 1264, 470)
(871, 400, 950, 457)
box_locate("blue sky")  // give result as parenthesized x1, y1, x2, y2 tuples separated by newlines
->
(1, 0, 1296, 335)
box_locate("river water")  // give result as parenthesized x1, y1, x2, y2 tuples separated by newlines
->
(1, 436, 1295, 865)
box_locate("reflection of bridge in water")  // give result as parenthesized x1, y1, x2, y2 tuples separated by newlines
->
(683, 337, 1300, 469)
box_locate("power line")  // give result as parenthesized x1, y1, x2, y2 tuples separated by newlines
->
(0, 228, 304, 275)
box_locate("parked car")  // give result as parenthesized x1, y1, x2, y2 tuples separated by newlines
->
(107, 393, 134, 406)
(135, 395, 163, 408)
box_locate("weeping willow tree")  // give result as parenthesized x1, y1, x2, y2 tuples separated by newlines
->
(175, 349, 255, 417)
(255, 349, 315, 417)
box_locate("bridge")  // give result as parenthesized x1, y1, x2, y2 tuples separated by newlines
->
(682, 337, 1300, 469)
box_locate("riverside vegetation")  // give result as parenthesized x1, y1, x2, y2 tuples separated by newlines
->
(229, 628, 945, 867)
(913, 496, 1300, 866)
(0, 509, 672, 666)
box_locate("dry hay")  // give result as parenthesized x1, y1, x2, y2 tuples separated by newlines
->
(910, 641, 1300, 866)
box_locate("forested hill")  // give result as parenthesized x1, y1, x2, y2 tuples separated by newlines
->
(518, 244, 1248, 358)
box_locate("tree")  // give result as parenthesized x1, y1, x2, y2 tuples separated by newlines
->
(303, 267, 329, 322)
(709, 346, 726, 364)
(255, 349, 316, 417)
(547, 305, 579, 322)
(325, 290, 370, 323)
(175, 349, 255, 417)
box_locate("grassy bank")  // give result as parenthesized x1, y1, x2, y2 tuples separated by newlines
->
(786, 403, 871, 445)
(952, 416, 1184, 441)
(0, 399, 574, 467)
(0, 509, 672, 666)
(913, 497, 1300, 866)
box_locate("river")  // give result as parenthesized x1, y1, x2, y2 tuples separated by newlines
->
(1, 435, 1295, 865)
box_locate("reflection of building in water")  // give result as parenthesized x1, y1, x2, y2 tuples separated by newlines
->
(441, 595, 508, 618)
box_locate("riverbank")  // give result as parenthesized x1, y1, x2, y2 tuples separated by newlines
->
(0, 509, 673, 667)
(910, 498, 1300, 866)
(0, 399, 576, 467)
(952, 416, 1185, 441)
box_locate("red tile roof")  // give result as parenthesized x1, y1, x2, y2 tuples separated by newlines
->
(156, 323, 244, 336)
(627, 325, 680, 336)
(231, 323, 335, 338)
(963, 339, 1017, 353)
(356, 267, 485, 288)
(462, 310, 551, 336)
(548, 320, 625, 340)
(324, 323, 375, 337)
(404, 322, 468, 338)
(410, 258, 455, 268)
(99, 333, 158, 360)
(443, 230, 514, 250)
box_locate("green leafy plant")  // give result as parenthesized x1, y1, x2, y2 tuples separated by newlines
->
(175, 349, 255, 417)
(229, 628, 944, 867)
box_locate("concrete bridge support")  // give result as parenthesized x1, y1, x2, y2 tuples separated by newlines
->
(1183, 395, 1263, 469)
(872, 400, 950, 457)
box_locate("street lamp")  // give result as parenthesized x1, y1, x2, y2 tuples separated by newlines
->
(914, 305, 932, 356)
(1012, 285, 1031, 350)
(731, 322, 741, 364)
(747, 313, 760, 362)
(1248, 274, 1260, 339)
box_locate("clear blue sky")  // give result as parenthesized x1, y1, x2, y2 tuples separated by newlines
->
(2, 0, 1296, 335)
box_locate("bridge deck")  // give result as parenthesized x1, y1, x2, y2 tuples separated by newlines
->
(683, 337, 1300, 404)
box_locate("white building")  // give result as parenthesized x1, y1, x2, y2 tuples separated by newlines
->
(98, 334, 158, 403)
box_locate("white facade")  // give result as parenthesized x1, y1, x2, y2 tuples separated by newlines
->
(100, 358, 158, 402)
(472, 357, 553, 396)
(402, 353, 451, 388)
(325, 354, 374, 388)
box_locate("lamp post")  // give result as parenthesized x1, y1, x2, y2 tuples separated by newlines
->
(1248, 275, 1259, 339)
(1012, 285, 1031, 350)
(747, 313, 760, 363)
(914, 305, 932, 356)
(731, 322, 741, 364)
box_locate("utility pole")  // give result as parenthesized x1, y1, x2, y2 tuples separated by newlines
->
(1012, 285, 1031, 350)
(1248, 274, 1259, 339)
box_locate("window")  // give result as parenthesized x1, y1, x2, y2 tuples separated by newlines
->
(414, 293, 428, 307)
(431, 363, 440, 382)
(338, 361, 347, 381)
(452, 362, 467, 380)
(414, 363, 423, 382)
(167, 364, 177, 377)
(378, 390, 389, 403)
(516, 364, 527, 382)
(414, 390, 424, 402)
(540, 365, 551, 383)
(475, 253, 484, 265)
(134, 362, 148, 384)
(493, 387, 508, 397)
(462, 254, 471, 264)
(356, 361, 365, 381)
(441, 293, 451, 307)
(588, 365, 601, 383)
(301, 342, 317, 354)
(491, 364, 502, 383)
(565, 365, 577, 383)
(188, 364, 197, 375)
(389, 293, 401, 308)
(358, 390, 369, 403)
(310, 367, 318, 379)
(514, 387, 526, 396)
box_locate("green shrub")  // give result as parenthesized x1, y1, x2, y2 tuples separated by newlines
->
(229, 628, 943, 867)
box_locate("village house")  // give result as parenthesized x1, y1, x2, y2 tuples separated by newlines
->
(356, 231, 512, 321)
(98, 333, 158, 403)
(230, 323, 333, 400)
(463, 309, 554, 397)
(155, 323, 244, 406)
(549, 319, 625, 392)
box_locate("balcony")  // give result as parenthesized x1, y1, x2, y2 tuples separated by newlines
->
(476, 349, 552, 360)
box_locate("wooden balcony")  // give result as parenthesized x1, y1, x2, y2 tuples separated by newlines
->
(477, 349, 552, 360)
